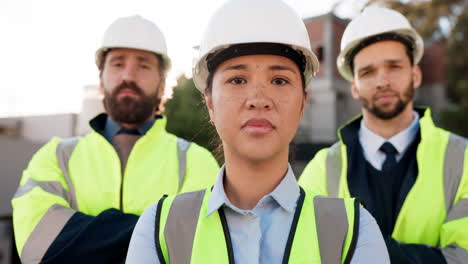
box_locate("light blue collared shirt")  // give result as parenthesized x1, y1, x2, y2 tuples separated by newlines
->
(359, 111, 420, 170)
(126, 165, 390, 263)
(103, 117, 156, 143)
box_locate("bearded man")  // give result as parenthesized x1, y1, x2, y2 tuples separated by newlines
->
(12, 15, 219, 264)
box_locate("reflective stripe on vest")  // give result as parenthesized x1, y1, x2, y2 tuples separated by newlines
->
(13, 178, 70, 200)
(20, 204, 75, 263)
(154, 188, 359, 264)
(56, 137, 81, 210)
(443, 133, 467, 213)
(53, 136, 192, 198)
(325, 131, 467, 249)
(176, 138, 192, 192)
(440, 134, 468, 260)
(326, 142, 342, 197)
(326, 133, 467, 210)
(13, 137, 81, 210)
(314, 197, 359, 264)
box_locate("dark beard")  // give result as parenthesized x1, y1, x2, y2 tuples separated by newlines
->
(103, 81, 160, 124)
(359, 81, 414, 120)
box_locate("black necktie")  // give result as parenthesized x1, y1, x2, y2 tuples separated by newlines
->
(380, 142, 398, 171)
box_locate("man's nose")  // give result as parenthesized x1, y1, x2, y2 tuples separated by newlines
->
(376, 69, 390, 89)
(121, 65, 137, 82)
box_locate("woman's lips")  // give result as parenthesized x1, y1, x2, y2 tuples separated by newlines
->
(242, 118, 274, 135)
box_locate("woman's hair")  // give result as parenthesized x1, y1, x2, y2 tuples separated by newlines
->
(202, 85, 224, 162)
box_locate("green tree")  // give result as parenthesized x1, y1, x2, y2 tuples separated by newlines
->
(366, 0, 468, 137)
(164, 75, 219, 155)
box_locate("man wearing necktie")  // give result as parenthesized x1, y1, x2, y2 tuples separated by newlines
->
(12, 15, 219, 264)
(299, 6, 468, 264)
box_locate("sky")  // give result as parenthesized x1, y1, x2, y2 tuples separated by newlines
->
(0, 0, 367, 117)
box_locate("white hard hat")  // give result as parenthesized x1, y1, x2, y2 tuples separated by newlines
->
(95, 15, 171, 71)
(337, 6, 424, 81)
(192, 0, 319, 92)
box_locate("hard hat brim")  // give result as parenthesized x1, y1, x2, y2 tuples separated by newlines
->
(193, 42, 319, 92)
(337, 28, 424, 82)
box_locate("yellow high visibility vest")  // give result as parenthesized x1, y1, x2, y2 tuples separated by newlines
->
(299, 108, 468, 252)
(155, 187, 359, 263)
(12, 115, 220, 261)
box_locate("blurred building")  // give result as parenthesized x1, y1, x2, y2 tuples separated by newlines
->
(0, 84, 102, 214)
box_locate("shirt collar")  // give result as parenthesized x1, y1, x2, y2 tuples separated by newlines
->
(138, 120, 155, 135)
(103, 117, 156, 142)
(359, 111, 420, 155)
(206, 164, 300, 217)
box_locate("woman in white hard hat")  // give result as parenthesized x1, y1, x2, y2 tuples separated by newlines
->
(126, 0, 389, 263)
